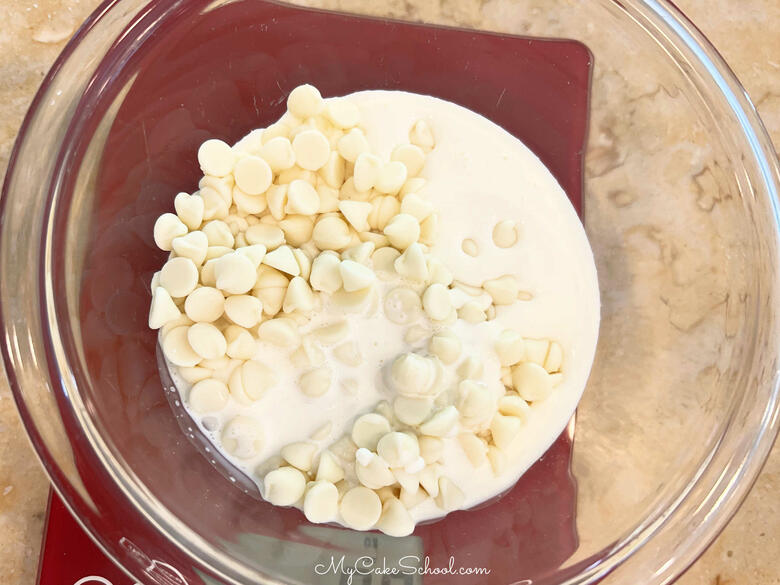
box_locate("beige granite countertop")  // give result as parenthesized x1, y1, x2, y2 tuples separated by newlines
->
(0, 1, 777, 584)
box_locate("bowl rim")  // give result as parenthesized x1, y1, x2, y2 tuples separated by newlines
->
(2, 0, 779, 584)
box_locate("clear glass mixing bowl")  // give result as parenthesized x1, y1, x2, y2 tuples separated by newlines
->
(2, 1, 779, 584)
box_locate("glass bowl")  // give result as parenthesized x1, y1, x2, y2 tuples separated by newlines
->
(2, 1, 779, 584)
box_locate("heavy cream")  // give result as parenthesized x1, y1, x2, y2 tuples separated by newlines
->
(152, 86, 600, 534)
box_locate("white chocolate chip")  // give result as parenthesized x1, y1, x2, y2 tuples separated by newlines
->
(429, 329, 461, 364)
(342, 242, 375, 265)
(339, 200, 372, 232)
(178, 366, 212, 384)
(393, 243, 429, 282)
(224, 295, 263, 328)
(286, 180, 321, 215)
(383, 213, 420, 250)
(400, 193, 433, 221)
(200, 187, 229, 221)
(353, 152, 382, 192)
(377, 498, 415, 537)
(264, 466, 307, 506)
(458, 433, 488, 467)
(400, 486, 429, 509)
(434, 477, 464, 511)
(246, 224, 285, 249)
(457, 380, 494, 425)
(265, 184, 288, 220)
(224, 325, 257, 359)
(198, 139, 236, 177)
(187, 322, 227, 359)
(404, 324, 429, 344)
(544, 341, 563, 373)
(214, 252, 257, 295)
(389, 353, 440, 397)
(184, 286, 224, 322)
(511, 362, 553, 401)
(316, 450, 345, 483)
(314, 320, 349, 345)
(283, 276, 315, 313)
(333, 342, 362, 366)
(419, 213, 438, 245)
(372, 247, 401, 278)
(257, 317, 300, 347)
(233, 155, 272, 195)
(325, 98, 360, 128)
(303, 480, 339, 524)
(263, 245, 301, 277)
(318, 151, 345, 188)
(310, 252, 343, 294)
(160, 257, 199, 298)
(235, 244, 267, 268)
(391, 144, 425, 177)
(487, 445, 506, 475)
(281, 441, 317, 471)
(287, 84, 324, 118)
(292, 129, 331, 171)
(205, 245, 232, 261)
(418, 406, 459, 437)
(400, 177, 427, 198)
(368, 196, 400, 231)
(377, 432, 420, 468)
(153, 213, 188, 251)
(221, 415, 264, 459)
(160, 313, 193, 337)
(394, 396, 434, 426)
(172, 231, 208, 265)
(418, 436, 443, 464)
(188, 378, 229, 413)
(492, 220, 518, 248)
(202, 220, 234, 248)
(422, 284, 453, 322)
(255, 287, 286, 317)
(228, 360, 277, 403)
(418, 464, 441, 497)
(409, 119, 435, 151)
(233, 187, 267, 215)
(484, 275, 519, 305)
(340, 486, 382, 530)
(351, 413, 392, 450)
(292, 247, 312, 280)
(312, 216, 351, 251)
(494, 329, 525, 366)
(337, 128, 370, 162)
(458, 301, 487, 324)
(149, 287, 181, 329)
(374, 161, 407, 194)
(291, 337, 326, 369)
(233, 128, 264, 154)
(339, 259, 376, 292)
(457, 356, 484, 380)
(498, 395, 531, 419)
(461, 238, 479, 257)
(299, 365, 332, 397)
(355, 450, 396, 489)
(393, 467, 420, 493)
(523, 338, 550, 365)
(259, 136, 296, 172)
(174, 192, 205, 231)
(490, 414, 523, 450)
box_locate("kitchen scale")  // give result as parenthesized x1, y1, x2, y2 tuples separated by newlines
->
(34, 2, 593, 583)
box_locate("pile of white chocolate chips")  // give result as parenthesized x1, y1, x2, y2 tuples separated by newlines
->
(149, 85, 566, 536)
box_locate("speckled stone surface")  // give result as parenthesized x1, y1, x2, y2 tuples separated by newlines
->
(0, 1, 776, 584)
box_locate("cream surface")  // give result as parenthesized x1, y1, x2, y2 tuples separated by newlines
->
(171, 89, 600, 525)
